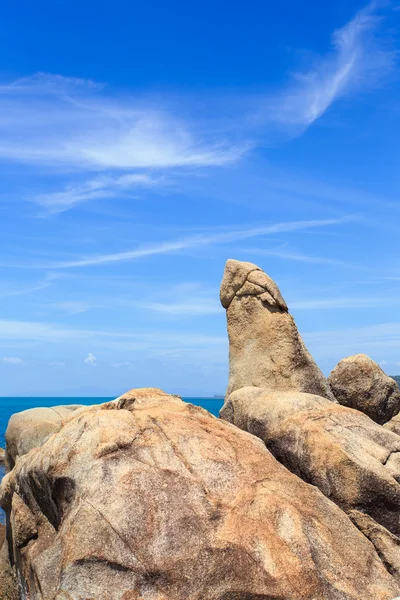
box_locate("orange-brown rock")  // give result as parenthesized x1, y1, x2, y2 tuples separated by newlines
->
(328, 354, 400, 424)
(221, 259, 335, 400)
(1, 389, 398, 599)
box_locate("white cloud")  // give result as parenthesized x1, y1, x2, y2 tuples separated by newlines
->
(32, 173, 163, 214)
(41, 217, 348, 269)
(1, 356, 24, 365)
(84, 352, 97, 365)
(0, 73, 245, 172)
(267, 1, 394, 130)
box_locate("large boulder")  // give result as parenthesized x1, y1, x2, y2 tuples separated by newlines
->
(222, 388, 400, 541)
(221, 259, 335, 400)
(1, 388, 398, 599)
(328, 354, 400, 424)
(5, 404, 82, 471)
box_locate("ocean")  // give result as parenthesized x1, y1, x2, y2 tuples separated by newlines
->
(0, 396, 223, 524)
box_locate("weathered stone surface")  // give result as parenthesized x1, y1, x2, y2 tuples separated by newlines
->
(0, 447, 5, 465)
(5, 404, 82, 471)
(386, 414, 400, 436)
(0, 524, 18, 600)
(221, 259, 335, 400)
(221, 386, 400, 576)
(328, 354, 400, 424)
(1, 389, 398, 599)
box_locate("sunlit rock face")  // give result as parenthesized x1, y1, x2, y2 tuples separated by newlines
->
(220, 260, 400, 580)
(328, 353, 400, 424)
(221, 259, 335, 401)
(1, 389, 399, 599)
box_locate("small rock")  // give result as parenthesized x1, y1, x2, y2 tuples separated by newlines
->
(328, 354, 400, 424)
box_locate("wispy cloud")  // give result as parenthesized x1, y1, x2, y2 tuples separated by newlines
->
(1, 356, 24, 365)
(0, 276, 54, 298)
(0, 2, 393, 216)
(0, 73, 245, 171)
(291, 296, 400, 310)
(0, 319, 226, 349)
(245, 245, 354, 267)
(33, 173, 162, 214)
(267, 1, 395, 130)
(40, 218, 349, 269)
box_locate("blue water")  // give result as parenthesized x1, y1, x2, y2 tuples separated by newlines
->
(0, 396, 223, 524)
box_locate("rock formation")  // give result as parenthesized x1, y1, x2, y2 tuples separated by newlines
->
(0, 447, 5, 465)
(1, 389, 399, 599)
(221, 259, 335, 400)
(328, 354, 400, 424)
(0, 524, 18, 600)
(220, 259, 400, 578)
(5, 404, 82, 471)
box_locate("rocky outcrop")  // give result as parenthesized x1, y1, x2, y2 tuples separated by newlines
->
(0, 524, 18, 600)
(0, 447, 5, 465)
(5, 404, 82, 471)
(328, 354, 400, 424)
(222, 388, 400, 539)
(221, 259, 335, 400)
(220, 260, 400, 577)
(1, 389, 399, 599)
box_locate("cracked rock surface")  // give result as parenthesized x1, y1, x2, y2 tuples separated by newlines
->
(1, 388, 399, 599)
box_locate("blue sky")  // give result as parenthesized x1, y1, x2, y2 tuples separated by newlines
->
(1, 0, 400, 396)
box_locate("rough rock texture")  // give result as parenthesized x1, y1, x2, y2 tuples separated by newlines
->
(328, 354, 400, 424)
(5, 404, 82, 471)
(221, 259, 335, 400)
(222, 388, 400, 541)
(386, 413, 400, 436)
(220, 260, 400, 579)
(0, 447, 5, 465)
(1, 389, 399, 599)
(221, 388, 400, 578)
(0, 524, 18, 600)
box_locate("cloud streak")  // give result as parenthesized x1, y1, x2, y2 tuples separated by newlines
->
(267, 1, 395, 130)
(39, 218, 349, 269)
(33, 173, 162, 214)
